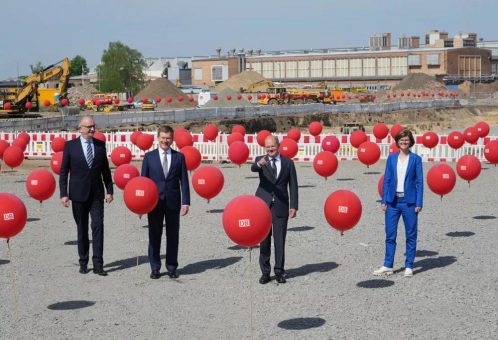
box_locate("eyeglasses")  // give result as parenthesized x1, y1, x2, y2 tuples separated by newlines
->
(398, 139, 411, 143)
(80, 125, 96, 129)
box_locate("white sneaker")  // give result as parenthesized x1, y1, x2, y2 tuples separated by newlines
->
(404, 268, 413, 277)
(373, 266, 393, 276)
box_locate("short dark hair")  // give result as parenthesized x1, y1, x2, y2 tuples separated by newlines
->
(157, 125, 174, 136)
(394, 129, 415, 148)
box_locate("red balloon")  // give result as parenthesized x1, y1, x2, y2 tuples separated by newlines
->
(279, 138, 298, 158)
(474, 121, 490, 138)
(422, 132, 439, 149)
(51, 137, 66, 152)
(25, 102, 33, 109)
(227, 132, 244, 146)
(324, 190, 362, 233)
(321, 136, 340, 153)
(123, 176, 159, 215)
(377, 175, 384, 198)
(427, 164, 456, 197)
(111, 146, 132, 167)
(142, 97, 148, 104)
(373, 123, 389, 140)
(257, 130, 271, 147)
(447, 131, 465, 149)
(3, 146, 24, 168)
(178, 96, 184, 102)
(247, 95, 253, 101)
(61, 98, 69, 106)
(308, 121, 323, 136)
(0, 193, 27, 239)
(0, 140, 9, 158)
(180, 146, 202, 171)
(389, 143, 400, 154)
(130, 131, 142, 145)
(357, 141, 381, 167)
(12, 138, 28, 151)
(43, 99, 51, 107)
(93, 131, 106, 142)
(155, 96, 162, 103)
(484, 140, 498, 164)
(213, 95, 218, 101)
(4, 102, 12, 110)
(136, 133, 154, 151)
(174, 130, 194, 149)
(231, 124, 246, 136)
(390, 124, 404, 138)
(127, 97, 134, 104)
(456, 155, 481, 183)
(114, 98, 120, 105)
(313, 151, 338, 179)
(166, 96, 172, 103)
(95, 99, 102, 106)
(286, 128, 301, 142)
(192, 165, 224, 201)
(17, 132, 30, 143)
(188, 96, 194, 102)
(226, 95, 232, 101)
(222, 195, 271, 247)
(26, 169, 56, 202)
(237, 95, 242, 100)
(228, 141, 249, 165)
(350, 130, 367, 148)
(114, 164, 139, 190)
(50, 151, 63, 174)
(203, 124, 219, 141)
(463, 127, 479, 144)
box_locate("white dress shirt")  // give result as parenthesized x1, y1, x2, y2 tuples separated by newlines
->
(160, 148, 171, 173)
(396, 154, 409, 193)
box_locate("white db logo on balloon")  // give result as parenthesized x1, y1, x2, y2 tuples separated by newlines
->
(198, 179, 206, 185)
(31, 180, 38, 185)
(135, 190, 145, 197)
(317, 160, 323, 165)
(124, 174, 130, 179)
(338, 206, 348, 214)
(442, 174, 450, 179)
(238, 219, 251, 228)
(120, 154, 125, 158)
(3, 212, 14, 221)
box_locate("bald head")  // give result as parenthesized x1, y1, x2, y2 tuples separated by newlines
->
(78, 115, 96, 139)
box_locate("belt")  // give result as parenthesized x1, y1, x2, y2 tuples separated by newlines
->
(395, 192, 404, 197)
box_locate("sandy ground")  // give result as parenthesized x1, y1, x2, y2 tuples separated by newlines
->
(1, 158, 497, 340)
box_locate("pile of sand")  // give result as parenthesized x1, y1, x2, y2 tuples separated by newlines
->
(67, 83, 98, 103)
(459, 80, 498, 95)
(203, 88, 253, 108)
(136, 78, 195, 108)
(213, 71, 266, 92)
(393, 73, 447, 91)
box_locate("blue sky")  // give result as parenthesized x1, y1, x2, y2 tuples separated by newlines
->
(0, 0, 496, 79)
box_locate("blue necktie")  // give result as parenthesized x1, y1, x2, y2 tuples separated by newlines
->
(271, 158, 277, 178)
(86, 140, 93, 168)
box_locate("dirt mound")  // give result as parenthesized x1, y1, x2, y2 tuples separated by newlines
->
(393, 73, 447, 91)
(459, 80, 498, 95)
(67, 84, 98, 103)
(213, 71, 265, 92)
(136, 78, 195, 108)
(203, 88, 253, 108)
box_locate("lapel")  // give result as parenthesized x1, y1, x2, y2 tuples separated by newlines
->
(392, 152, 400, 183)
(405, 152, 414, 181)
(276, 156, 286, 183)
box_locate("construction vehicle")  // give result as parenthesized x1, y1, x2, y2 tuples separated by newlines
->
(258, 87, 347, 105)
(84, 93, 137, 112)
(246, 80, 275, 93)
(340, 122, 365, 134)
(0, 58, 71, 113)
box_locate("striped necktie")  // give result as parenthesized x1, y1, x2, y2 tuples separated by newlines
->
(270, 158, 277, 178)
(86, 140, 93, 168)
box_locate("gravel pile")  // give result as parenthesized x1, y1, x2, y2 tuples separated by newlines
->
(459, 80, 498, 95)
(67, 84, 98, 103)
(393, 73, 447, 91)
(213, 71, 266, 92)
(136, 78, 195, 108)
(203, 88, 253, 108)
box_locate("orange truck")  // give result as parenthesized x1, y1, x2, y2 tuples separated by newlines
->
(258, 87, 347, 105)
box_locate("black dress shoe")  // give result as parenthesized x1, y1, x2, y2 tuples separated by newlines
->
(275, 274, 286, 284)
(259, 274, 271, 284)
(79, 266, 89, 274)
(167, 271, 179, 279)
(150, 270, 160, 279)
(93, 268, 108, 276)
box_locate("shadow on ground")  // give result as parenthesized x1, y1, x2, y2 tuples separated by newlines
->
(277, 317, 326, 330)
(336, 178, 355, 181)
(357, 279, 394, 288)
(413, 256, 457, 274)
(288, 226, 314, 232)
(180, 256, 243, 275)
(446, 231, 475, 237)
(47, 300, 95, 310)
(473, 215, 496, 220)
(286, 262, 339, 278)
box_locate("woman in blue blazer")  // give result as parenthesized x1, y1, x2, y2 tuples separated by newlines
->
(374, 129, 423, 277)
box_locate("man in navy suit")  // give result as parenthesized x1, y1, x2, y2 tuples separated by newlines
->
(141, 125, 190, 279)
(60, 116, 114, 276)
(374, 129, 423, 277)
(251, 135, 298, 284)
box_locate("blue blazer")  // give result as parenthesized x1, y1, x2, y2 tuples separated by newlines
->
(381, 152, 423, 208)
(141, 148, 190, 210)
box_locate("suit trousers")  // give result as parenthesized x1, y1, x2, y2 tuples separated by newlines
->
(71, 195, 105, 269)
(384, 196, 418, 269)
(147, 200, 180, 272)
(259, 205, 289, 275)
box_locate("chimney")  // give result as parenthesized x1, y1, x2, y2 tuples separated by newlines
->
(215, 48, 221, 58)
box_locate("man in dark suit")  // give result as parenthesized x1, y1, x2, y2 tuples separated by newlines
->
(60, 115, 113, 276)
(141, 125, 190, 280)
(251, 135, 298, 284)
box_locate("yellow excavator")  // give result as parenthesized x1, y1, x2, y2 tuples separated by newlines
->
(0, 58, 71, 113)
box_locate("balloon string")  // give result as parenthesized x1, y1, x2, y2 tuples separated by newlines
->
(136, 213, 140, 271)
(247, 247, 254, 340)
(6, 239, 21, 322)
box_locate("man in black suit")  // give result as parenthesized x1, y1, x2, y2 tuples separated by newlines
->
(251, 135, 298, 284)
(141, 125, 190, 280)
(59, 116, 113, 276)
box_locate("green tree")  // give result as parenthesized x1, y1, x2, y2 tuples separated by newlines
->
(96, 41, 146, 94)
(70, 55, 89, 76)
(30, 61, 44, 74)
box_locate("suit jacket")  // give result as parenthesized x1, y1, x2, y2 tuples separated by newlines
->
(251, 155, 298, 217)
(381, 151, 423, 207)
(59, 137, 113, 202)
(141, 148, 190, 210)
